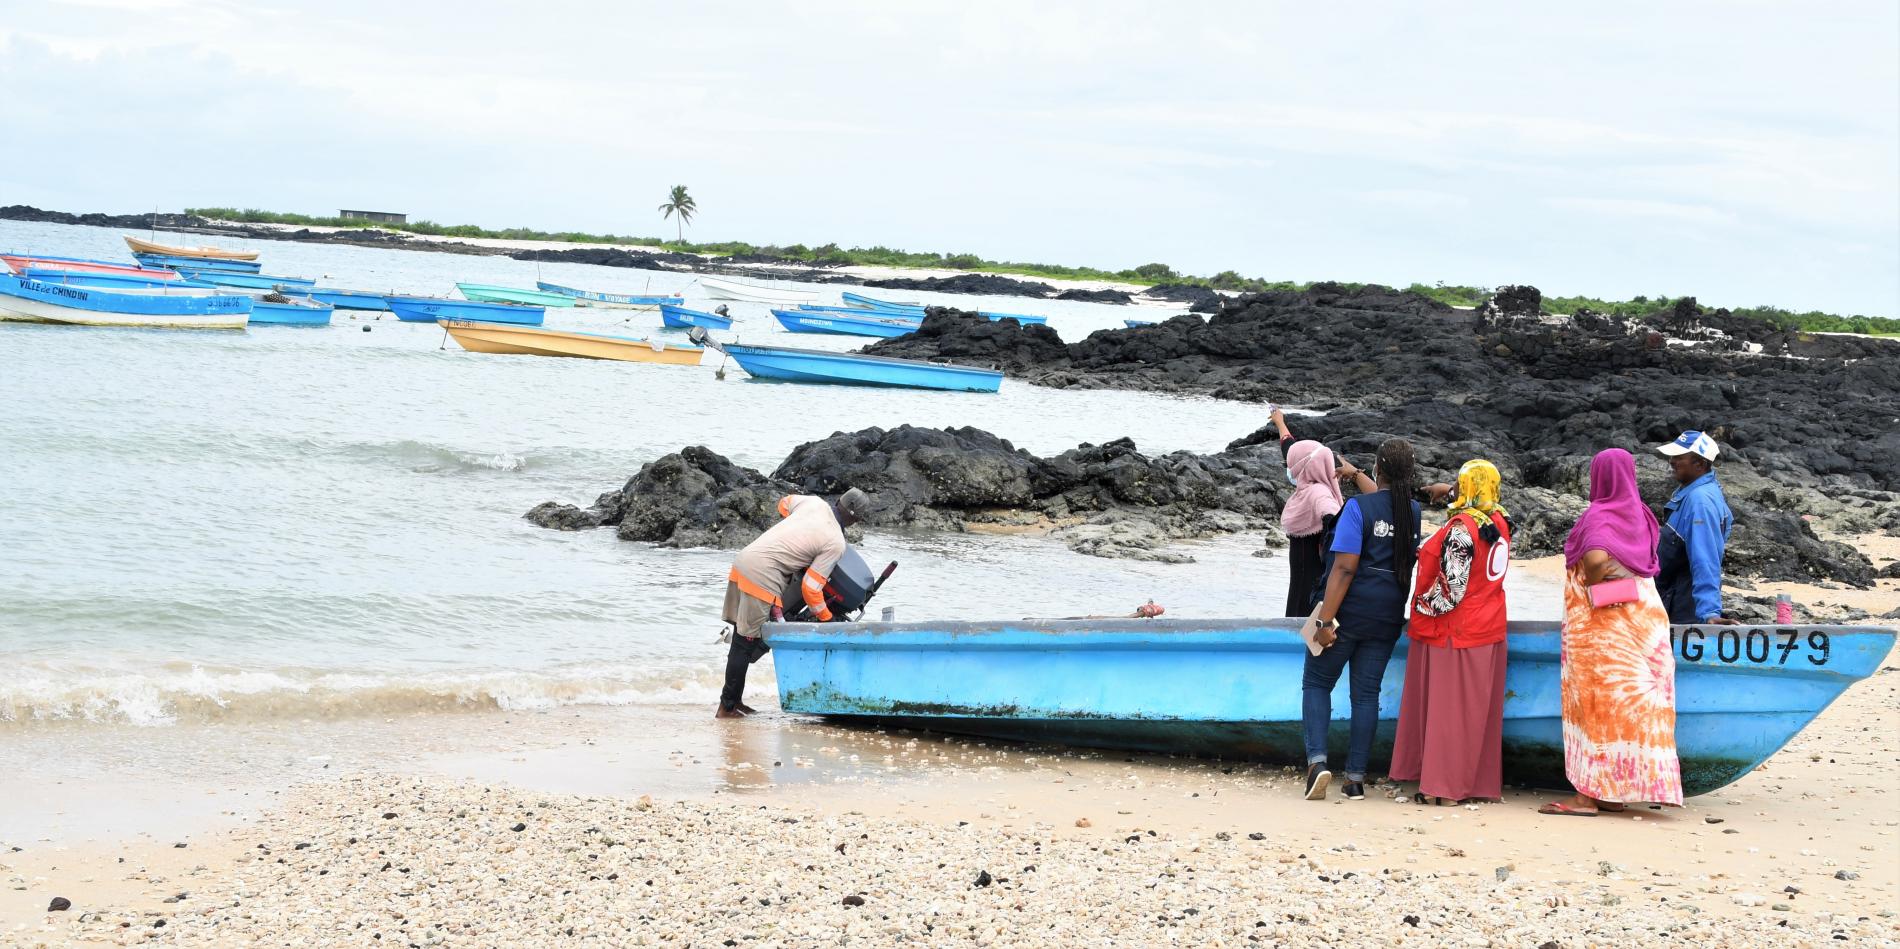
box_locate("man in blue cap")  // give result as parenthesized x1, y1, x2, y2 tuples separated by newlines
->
(1656, 431, 1736, 625)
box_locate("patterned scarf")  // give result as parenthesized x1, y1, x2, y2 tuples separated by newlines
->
(1448, 459, 1506, 518)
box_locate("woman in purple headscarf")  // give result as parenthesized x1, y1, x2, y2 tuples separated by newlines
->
(1540, 448, 1684, 816)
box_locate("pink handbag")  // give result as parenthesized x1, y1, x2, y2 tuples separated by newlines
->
(1587, 577, 1640, 608)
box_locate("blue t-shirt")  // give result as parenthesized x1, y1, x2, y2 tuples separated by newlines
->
(1331, 497, 1364, 555)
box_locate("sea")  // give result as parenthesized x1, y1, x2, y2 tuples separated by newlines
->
(0, 220, 1560, 731)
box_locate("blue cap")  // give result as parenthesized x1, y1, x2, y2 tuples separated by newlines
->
(1658, 430, 1719, 461)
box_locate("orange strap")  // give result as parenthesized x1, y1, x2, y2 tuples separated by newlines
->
(728, 567, 781, 607)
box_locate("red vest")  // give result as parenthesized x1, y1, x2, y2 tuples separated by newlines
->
(1408, 511, 1510, 648)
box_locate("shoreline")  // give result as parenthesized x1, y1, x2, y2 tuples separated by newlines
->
(6, 632, 1895, 943)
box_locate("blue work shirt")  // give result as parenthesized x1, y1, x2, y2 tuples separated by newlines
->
(1663, 472, 1733, 621)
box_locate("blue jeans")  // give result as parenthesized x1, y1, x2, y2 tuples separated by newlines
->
(1301, 635, 1397, 782)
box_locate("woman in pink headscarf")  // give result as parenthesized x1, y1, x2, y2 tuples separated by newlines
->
(1540, 448, 1683, 816)
(1270, 405, 1374, 616)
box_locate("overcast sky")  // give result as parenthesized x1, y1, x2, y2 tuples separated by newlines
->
(4, 1, 1896, 315)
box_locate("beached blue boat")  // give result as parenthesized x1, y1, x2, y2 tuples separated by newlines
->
(134, 253, 264, 275)
(307, 288, 392, 311)
(659, 303, 734, 330)
(536, 281, 683, 310)
(768, 618, 1896, 797)
(1124, 318, 1158, 328)
(701, 337, 1001, 391)
(385, 296, 545, 326)
(0, 273, 250, 329)
(772, 309, 919, 339)
(174, 268, 317, 292)
(837, 294, 1049, 325)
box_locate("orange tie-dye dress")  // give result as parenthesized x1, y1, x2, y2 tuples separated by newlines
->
(1560, 564, 1684, 806)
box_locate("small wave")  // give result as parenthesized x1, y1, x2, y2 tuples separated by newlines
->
(0, 663, 729, 728)
(348, 439, 534, 473)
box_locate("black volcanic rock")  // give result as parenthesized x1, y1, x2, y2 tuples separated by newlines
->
(1054, 287, 1133, 304)
(861, 273, 1055, 298)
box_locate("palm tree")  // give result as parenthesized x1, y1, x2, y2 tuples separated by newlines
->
(658, 185, 697, 243)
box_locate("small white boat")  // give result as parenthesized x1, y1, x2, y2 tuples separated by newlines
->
(697, 275, 821, 305)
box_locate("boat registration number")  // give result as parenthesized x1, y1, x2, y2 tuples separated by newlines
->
(1673, 627, 1829, 666)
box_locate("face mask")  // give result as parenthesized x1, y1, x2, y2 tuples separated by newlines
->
(1286, 466, 1298, 486)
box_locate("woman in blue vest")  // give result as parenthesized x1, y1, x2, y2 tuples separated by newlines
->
(1302, 438, 1423, 802)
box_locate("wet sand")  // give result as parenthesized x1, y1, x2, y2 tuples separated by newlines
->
(6, 630, 1896, 945)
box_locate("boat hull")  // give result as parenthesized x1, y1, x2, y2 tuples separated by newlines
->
(0, 274, 250, 329)
(442, 319, 704, 364)
(135, 253, 263, 274)
(2, 255, 182, 280)
(537, 281, 681, 311)
(176, 269, 316, 291)
(124, 235, 259, 261)
(386, 296, 545, 326)
(659, 304, 734, 330)
(767, 618, 1896, 797)
(308, 289, 391, 311)
(699, 275, 820, 305)
(772, 309, 917, 338)
(835, 292, 1047, 325)
(246, 299, 333, 325)
(720, 342, 1002, 392)
(456, 283, 577, 307)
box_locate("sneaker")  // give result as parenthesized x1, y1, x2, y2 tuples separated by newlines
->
(1304, 765, 1331, 801)
(1343, 782, 1366, 800)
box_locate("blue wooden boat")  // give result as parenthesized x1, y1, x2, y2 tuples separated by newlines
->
(307, 288, 392, 311)
(385, 295, 545, 326)
(134, 253, 264, 274)
(242, 295, 334, 326)
(19, 269, 211, 291)
(456, 283, 577, 307)
(841, 291, 922, 311)
(536, 281, 683, 310)
(0, 273, 250, 329)
(695, 334, 1001, 391)
(174, 268, 317, 291)
(772, 309, 919, 339)
(1124, 318, 1158, 328)
(768, 617, 1896, 797)
(659, 303, 734, 330)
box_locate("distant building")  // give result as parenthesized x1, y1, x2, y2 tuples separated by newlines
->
(339, 209, 407, 224)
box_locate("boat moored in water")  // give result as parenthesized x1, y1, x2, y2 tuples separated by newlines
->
(135, 252, 264, 275)
(691, 330, 1001, 392)
(175, 268, 317, 292)
(659, 303, 734, 330)
(0, 273, 250, 329)
(441, 319, 704, 364)
(124, 235, 260, 261)
(307, 288, 392, 311)
(3, 254, 182, 280)
(698, 275, 821, 305)
(767, 617, 1897, 797)
(386, 296, 546, 326)
(536, 281, 683, 311)
(456, 283, 578, 307)
(772, 308, 919, 338)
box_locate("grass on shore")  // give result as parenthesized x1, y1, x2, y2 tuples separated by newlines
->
(188, 207, 1900, 336)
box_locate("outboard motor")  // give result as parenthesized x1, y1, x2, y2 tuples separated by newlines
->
(779, 546, 895, 622)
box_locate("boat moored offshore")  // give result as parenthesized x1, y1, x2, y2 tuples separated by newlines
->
(0, 273, 250, 329)
(386, 296, 546, 326)
(441, 319, 704, 364)
(124, 235, 260, 261)
(698, 275, 821, 305)
(536, 281, 683, 311)
(456, 283, 578, 308)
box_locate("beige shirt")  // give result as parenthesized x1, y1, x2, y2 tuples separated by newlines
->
(732, 495, 848, 613)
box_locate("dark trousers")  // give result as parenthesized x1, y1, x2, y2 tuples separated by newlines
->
(1285, 533, 1325, 617)
(719, 634, 771, 709)
(1301, 635, 1396, 781)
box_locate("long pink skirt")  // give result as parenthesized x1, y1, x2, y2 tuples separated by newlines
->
(1388, 638, 1508, 801)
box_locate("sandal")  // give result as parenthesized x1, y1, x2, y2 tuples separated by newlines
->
(1538, 800, 1599, 817)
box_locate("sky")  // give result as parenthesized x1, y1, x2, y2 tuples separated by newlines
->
(3, 1, 1896, 315)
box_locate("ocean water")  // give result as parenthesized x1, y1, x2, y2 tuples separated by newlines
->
(0, 221, 1559, 729)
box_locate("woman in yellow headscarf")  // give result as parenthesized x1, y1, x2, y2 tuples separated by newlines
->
(1390, 460, 1514, 805)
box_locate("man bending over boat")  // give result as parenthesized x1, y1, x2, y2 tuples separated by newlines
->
(717, 488, 872, 719)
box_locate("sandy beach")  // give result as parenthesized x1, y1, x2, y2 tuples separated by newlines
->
(5, 623, 1895, 946)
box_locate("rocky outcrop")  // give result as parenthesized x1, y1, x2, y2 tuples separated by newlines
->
(861, 273, 1056, 298)
(1138, 284, 1224, 313)
(860, 286, 1900, 585)
(527, 426, 1291, 563)
(1054, 288, 1133, 305)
